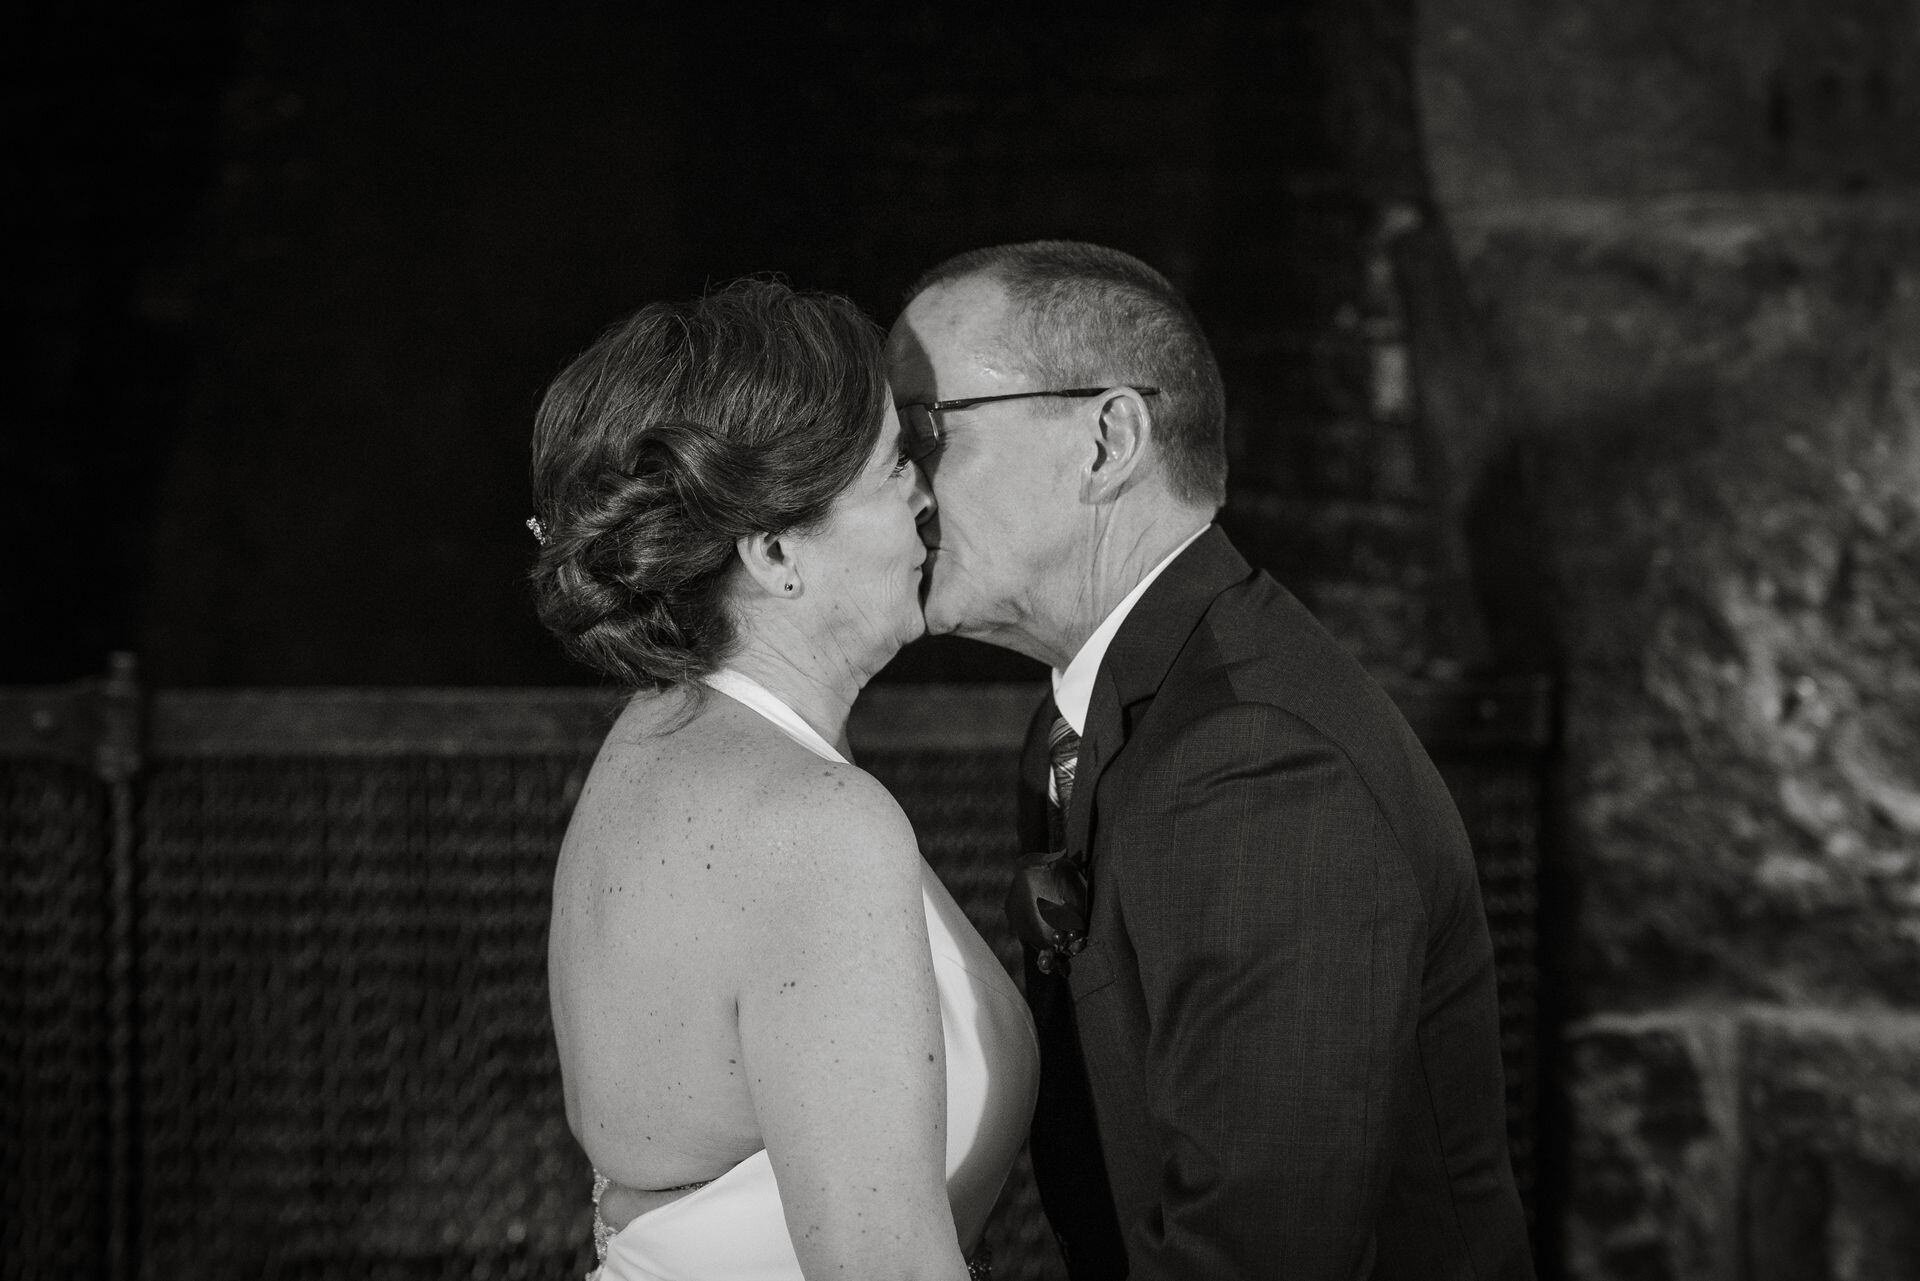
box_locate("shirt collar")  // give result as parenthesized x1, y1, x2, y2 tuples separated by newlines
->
(1050, 524, 1210, 735)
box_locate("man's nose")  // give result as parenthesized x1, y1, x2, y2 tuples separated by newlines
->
(912, 465, 937, 522)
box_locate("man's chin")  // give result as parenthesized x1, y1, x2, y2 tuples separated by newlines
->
(918, 607, 965, 638)
(917, 579, 963, 637)
(920, 576, 1017, 645)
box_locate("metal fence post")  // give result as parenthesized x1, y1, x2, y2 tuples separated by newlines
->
(96, 653, 144, 1281)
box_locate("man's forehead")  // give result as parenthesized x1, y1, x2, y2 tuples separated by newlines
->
(889, 275, 1019, 387)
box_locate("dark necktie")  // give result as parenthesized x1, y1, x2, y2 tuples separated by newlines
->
(1047, 713, 1081, 851)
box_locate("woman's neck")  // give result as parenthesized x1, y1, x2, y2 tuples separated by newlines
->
(720, 634, 870, 757)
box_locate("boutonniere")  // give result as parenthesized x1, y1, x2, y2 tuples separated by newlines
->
(1005, 852, 1088, 975)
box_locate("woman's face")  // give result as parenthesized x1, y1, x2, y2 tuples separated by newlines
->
(794, 395, 936, 670)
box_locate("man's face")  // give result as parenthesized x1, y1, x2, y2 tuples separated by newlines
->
(886, 276, 1084, 646)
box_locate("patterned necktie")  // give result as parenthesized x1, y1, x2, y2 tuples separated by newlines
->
(1046, 713, 1081, 851)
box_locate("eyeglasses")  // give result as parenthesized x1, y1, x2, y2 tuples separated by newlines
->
(897, 385, 1161, 462)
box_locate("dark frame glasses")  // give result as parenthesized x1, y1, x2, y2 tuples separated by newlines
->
(897, 385, 1162, 462)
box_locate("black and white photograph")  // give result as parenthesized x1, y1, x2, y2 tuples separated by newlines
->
(6, 2, 1918, 1279)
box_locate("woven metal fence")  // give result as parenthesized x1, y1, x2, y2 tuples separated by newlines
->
(1, 661, 1553, 1281)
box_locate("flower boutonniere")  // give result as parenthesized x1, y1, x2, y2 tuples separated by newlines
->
(1005, 852, 1089, 975)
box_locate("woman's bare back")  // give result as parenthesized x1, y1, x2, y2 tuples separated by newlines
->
(549, 689, 852, 1192)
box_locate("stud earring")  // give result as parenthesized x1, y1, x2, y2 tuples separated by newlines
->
(783, 582, 795, 593)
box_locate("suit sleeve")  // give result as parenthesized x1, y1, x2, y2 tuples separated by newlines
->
(1113, 701, 1425, 1279)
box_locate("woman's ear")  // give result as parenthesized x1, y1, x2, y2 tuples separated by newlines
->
(737, 532, 802, 597)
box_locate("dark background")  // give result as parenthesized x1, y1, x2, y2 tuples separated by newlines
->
(14, 0, 1450, 690)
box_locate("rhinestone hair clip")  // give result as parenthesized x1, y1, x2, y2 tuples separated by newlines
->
(525, 516, 548, 546)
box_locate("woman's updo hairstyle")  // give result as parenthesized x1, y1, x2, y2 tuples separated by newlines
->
(529, 278, 889, 688)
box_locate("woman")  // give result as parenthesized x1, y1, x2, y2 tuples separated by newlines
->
(530, 279, 1037, 1281)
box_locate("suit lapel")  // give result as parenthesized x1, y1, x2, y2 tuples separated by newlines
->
(1065, 526, 1254, 867)
(1066, 670, 1116, 862)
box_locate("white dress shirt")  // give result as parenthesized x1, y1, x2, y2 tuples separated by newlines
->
(1050, 525, 1210, 736)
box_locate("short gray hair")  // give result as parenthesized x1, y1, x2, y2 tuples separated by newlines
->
(907, 241, 1226, 507)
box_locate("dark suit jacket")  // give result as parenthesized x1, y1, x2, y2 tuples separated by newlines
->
(1017, 527, 1533, 1280)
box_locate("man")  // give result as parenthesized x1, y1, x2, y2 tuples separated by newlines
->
(887, 241, 1533, 1279)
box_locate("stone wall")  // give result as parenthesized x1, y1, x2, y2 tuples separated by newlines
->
(1420, 1, 1920, 1277)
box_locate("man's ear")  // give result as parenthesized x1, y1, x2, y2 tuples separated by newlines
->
(1082, 388, 1152, 503)
(736, 532, 802, 598)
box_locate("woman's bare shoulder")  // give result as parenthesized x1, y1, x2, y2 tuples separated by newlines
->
(744, 752, 919, 891)
(596, 694, 918, 890)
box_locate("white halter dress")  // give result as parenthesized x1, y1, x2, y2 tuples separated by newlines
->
(589, 669, 1039, 1281)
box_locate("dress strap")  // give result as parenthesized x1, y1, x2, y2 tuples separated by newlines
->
(701, 667, 847, 763)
